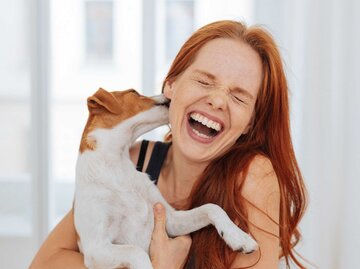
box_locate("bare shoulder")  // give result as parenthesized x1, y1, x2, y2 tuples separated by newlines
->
(231, 155, 281, 267)
(242, 155, 280, 205)
(239, 154, 280, 235)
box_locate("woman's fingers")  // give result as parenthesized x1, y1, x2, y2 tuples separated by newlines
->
(150, 203, 193, 269)
(152, 203, 168, 240)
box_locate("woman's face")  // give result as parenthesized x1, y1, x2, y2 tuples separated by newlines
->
(164, 38, 263, 163)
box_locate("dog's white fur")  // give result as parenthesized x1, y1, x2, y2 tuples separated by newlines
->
(74, 93, 257, 269)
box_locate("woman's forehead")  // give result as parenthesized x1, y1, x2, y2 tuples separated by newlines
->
(185, 38, 263, 95)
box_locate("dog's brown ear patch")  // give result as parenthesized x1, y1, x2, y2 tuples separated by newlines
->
(87, 88, 123, 114)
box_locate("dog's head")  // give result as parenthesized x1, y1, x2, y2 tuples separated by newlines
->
(81, 88, 169, 152)
(86, 88, 169, 129)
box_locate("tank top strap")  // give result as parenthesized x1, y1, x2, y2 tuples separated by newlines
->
(145, 141, 171, 184)
(135, 140, 171, 184)
(136, 140, 149, 172)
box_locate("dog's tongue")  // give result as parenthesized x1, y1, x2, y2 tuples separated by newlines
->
(189, 119, 217, 137)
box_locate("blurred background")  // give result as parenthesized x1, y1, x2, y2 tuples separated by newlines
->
(0, 0, 359, 268)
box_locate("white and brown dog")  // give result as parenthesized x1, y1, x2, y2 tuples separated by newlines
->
(74, 88, 257, 269)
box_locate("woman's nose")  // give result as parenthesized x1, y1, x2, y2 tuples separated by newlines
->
(206, 87, 229, 111)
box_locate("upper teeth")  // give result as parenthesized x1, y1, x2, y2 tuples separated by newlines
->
(190, 112, 222, 131)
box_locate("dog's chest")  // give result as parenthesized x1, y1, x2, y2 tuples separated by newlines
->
(76, 153, 155, 251)
(108, 188, 154, 250)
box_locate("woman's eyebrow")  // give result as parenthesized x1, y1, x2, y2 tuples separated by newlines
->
(193, 69, 254, 100)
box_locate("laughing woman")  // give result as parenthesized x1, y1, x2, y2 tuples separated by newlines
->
(30, 20, 307, 269)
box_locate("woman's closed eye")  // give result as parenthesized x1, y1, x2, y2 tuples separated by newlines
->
(231, 93, 246, 105)
(196, 79, 212, 86)
(191, 76, 213, 86)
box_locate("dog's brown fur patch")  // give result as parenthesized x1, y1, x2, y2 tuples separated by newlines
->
(79, 88, 156, 153)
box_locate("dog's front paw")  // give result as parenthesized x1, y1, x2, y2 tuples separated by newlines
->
(217, 221, 258, 254)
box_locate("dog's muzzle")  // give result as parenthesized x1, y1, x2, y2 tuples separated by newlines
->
(152, 94, 170, 107)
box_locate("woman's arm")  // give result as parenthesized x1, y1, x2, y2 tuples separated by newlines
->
(30, 205, 191, 269)
(231, 155, 281, 269)
(29, 208, 86, 269)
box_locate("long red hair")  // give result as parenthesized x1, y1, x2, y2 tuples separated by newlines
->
(162, 20, 307, 268)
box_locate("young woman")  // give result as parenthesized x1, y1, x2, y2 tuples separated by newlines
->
(30, 20, 307, 269)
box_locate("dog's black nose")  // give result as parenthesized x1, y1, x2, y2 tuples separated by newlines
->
(162, 98, 170, 107)
(153, 94, 170, 107)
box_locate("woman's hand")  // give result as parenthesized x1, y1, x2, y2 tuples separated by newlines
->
(150, 203, 192, 269)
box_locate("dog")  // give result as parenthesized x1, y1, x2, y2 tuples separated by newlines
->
(74, 88, 258, 269)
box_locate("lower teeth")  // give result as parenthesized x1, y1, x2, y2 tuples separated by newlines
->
(192, 128, 211, 139)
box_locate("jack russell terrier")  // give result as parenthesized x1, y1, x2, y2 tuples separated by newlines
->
(74, 88, 258, 269)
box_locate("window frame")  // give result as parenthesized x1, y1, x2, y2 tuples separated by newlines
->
(30, 0, 51, 245)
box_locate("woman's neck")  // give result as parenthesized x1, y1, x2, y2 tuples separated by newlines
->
(158, 143, 208, 208)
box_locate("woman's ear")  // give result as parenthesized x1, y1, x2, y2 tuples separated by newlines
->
(163, 80, 174, 99)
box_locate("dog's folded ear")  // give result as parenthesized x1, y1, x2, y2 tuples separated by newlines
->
(87, 88, 123, 114)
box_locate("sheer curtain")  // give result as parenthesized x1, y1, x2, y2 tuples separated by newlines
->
(255, 0, 360, 268)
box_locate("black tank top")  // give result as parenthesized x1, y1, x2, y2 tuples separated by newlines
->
(135, 140, 171, 183)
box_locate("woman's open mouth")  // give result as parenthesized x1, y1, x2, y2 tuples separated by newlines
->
(186, 112, 224, 143)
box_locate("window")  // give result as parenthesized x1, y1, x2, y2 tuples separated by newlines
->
(85, 0, 114, 63)
(0, 0, 31, 236)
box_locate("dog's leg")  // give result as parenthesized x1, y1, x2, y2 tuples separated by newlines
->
(84, 243, 153, 269)
(132, 174, 257, 253)
(166, 204, 258, 254)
